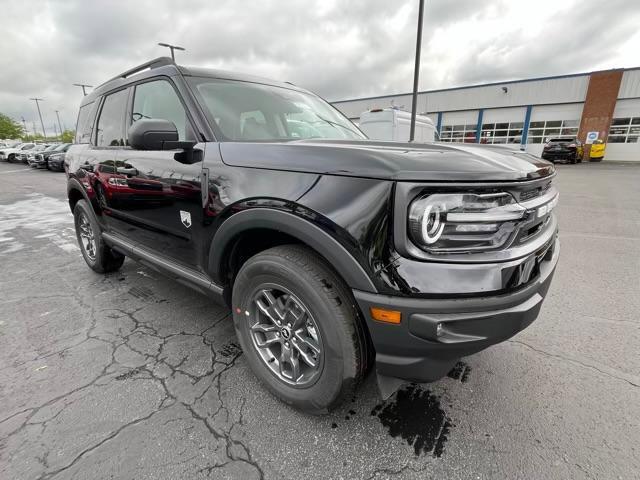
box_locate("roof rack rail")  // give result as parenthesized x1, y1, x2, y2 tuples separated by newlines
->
(97, 57, 177, 88)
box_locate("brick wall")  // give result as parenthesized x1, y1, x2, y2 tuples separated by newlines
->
(578, 70, 623, 159)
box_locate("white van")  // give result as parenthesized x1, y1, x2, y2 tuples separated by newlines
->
(358, 108, 437, 143)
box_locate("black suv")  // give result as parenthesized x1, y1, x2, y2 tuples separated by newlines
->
(67, 58, 559, 413)
(541, 136, 583, 163)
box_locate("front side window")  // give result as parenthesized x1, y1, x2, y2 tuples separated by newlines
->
(188, 77, 364, 141)
(96, 89, 128, 147)
(132, 79, 192, 141)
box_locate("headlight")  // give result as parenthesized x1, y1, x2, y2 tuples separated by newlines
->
(108, 177, 128, 186)
(408, 192, 528, 253)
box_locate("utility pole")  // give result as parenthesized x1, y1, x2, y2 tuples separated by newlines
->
(30, 98, 47, 139)
(21, 117, 28, 139)
(73, 83, 93, 96)
(55, 110, 64, 138)
(409, 0, 425, 142)
(158, 42, 185, 61)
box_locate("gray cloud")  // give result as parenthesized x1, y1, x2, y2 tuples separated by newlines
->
(1, 0, 639, 136)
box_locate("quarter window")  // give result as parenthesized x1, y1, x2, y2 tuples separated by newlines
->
(75, 101, 97, 144)
(132, 80, 192, 141)
(96, 89, 128, 147)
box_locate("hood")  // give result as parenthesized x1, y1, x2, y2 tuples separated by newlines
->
(219, 139, 554, 182)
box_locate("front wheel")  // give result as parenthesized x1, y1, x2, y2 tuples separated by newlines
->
(232, 245, 369, 414)
(73, 199, 124, 273)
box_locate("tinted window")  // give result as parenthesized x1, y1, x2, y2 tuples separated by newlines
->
(96, 89, 128, 147)
(132, 80, 191, 140)
(75, 101, 97, 144)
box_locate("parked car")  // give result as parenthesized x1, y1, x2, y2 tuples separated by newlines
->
(541, 136, 583, 163)
(67, 57, 559, 413)
(27, 144, 57, 167)
(0, 142, 35, 162)
(589, 139, 606, 161)
(21, 144, 50, 164)
(47, 150, 68, 172)
(30, 143, 70, 169)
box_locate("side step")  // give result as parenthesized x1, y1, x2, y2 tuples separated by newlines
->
(102, 232, 225, 303)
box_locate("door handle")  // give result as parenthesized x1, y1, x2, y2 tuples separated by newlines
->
(117, 167, 138, 175)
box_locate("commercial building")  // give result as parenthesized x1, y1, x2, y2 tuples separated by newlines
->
(332, 67, 640, 161)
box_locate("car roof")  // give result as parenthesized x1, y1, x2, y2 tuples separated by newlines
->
(81, 57, 307, 107)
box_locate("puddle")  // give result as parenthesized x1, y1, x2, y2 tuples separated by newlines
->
(371, 384, 452, 457)
(447, 361, 471, 382)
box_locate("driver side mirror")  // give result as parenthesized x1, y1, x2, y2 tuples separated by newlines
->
(127, 118, 202, 164)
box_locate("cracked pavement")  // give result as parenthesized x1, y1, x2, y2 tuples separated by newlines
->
(0, 162, 638, 479)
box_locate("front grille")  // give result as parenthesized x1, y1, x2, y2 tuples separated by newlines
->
(518, 181, 551, 202)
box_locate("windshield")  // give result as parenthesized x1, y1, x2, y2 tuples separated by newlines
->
(54, 143, 68, 151)
(188, 77, 365, 142)
(44, 145, 59, 152)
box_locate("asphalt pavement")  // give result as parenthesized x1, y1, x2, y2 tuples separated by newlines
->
(0, 161, 638, 479)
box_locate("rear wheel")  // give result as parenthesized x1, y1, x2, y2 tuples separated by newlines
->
(232, 245, 368, 414)
(73, 199, 124, 273)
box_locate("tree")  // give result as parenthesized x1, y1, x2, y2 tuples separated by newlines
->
(0, 113, 24, 139)
(61, 130, 75, 143)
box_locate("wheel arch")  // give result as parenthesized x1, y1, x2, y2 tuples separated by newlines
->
(208, 208, 377, 294)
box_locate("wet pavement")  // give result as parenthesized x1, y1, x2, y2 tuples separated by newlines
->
(0, 162, 638, 479)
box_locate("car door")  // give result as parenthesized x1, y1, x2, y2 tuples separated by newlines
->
(108, 77, 204, 269)
(83, 87, 130, 232)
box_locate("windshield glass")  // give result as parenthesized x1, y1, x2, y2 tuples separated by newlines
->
(44, 145, 59, 152)
(188, 77, 365, 141)
(54, 143, 68, 151)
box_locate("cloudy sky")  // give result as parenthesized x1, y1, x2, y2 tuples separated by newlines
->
(1, 0, 640, 136)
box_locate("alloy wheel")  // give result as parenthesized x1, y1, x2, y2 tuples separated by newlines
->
(248, 286, 323, 387)
(78, 213, 96, 261)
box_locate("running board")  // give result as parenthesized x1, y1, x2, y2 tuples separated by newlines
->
(102, 232, 225, 302)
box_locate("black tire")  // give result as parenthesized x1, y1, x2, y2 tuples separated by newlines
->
(7, 154, 14, 163)
(73, 199, 125, 273)
(232, 244, 368, 414)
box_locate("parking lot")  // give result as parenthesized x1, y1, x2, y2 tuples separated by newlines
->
(0, 161, 638, 479)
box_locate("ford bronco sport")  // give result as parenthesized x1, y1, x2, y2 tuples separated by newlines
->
(67, 57, 559, 413)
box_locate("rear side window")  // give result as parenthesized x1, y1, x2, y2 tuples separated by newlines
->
(132, 80, 192, 141)
(96, 89, 129, 147)
(75, 102, 97, 144)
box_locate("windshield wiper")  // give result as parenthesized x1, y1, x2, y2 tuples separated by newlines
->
(311, 114, 362, 137)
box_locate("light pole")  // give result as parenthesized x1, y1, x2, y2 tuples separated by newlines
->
(409, 0, 425, 142)
(158, 42, 185, 61)
(73, 83, 93, 96)
(30, 97, 47, 139)
(21, 117, 28, 139)
(55, 110, 64, 138)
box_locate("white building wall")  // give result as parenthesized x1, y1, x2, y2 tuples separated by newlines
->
(424, 75, 589, 112)
(333, 74, 590, 121)
(618, 69, 640, 99)
(482, 107, 526, 123)
(606, 98, 640, 162)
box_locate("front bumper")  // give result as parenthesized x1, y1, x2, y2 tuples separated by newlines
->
(542, 149, 576, 161)
(353, 237, 559, 383)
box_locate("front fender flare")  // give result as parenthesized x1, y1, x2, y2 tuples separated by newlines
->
(208, 208, 377, 293)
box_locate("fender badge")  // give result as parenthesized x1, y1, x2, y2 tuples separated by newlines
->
(180, 210, 192, 228)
